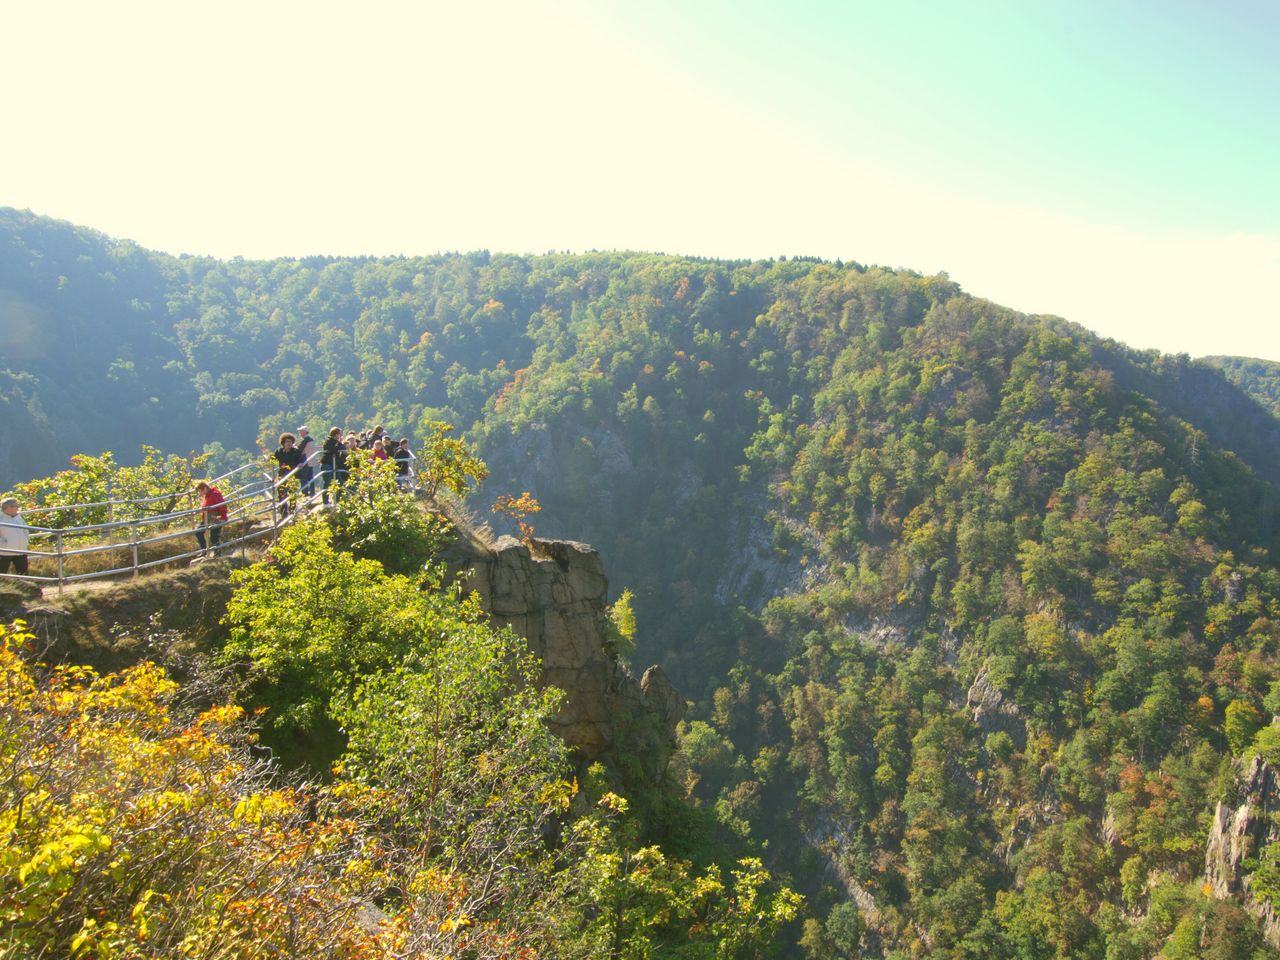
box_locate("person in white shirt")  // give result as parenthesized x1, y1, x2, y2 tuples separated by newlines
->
(0, 498, 30, 577)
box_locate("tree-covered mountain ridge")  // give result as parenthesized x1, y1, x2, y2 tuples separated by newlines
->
(1205, 355, 1280, 420)
(7, 206, 1280, 956)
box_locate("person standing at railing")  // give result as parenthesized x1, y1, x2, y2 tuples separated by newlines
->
(272, 433, 304, 518)
(296, 426, 317, 497)
(393, 439, 413, 489)
(0, 498, 30, 577)
(191, 481, 228, 560)
(320, 427, 343, 504)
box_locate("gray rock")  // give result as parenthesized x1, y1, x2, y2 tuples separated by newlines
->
(445, 533, 684, 778)
(967, 664, 1027, 750)
(1204, 751, 1280, 946)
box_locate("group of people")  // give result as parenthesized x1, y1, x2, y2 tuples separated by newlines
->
(189, 424, 416, 560)
(0, 425, 421, 574)
(270, 424, 414, 507)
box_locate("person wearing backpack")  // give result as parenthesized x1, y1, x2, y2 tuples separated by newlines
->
(393, 439, 413, 489)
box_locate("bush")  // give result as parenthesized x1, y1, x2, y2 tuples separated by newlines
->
(0, 621, 377, 959)
(222, 521, 480, 740)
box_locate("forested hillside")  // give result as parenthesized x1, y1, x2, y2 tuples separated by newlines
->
(1206, 355, 1280, 419)
(6, 206, 1280, 957)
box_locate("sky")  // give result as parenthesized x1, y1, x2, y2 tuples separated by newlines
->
(3, 0, 1278, 360)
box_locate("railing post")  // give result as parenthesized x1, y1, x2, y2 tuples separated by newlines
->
(130, 520, 139, 577)
(268, 470, 279, 542)
(56, 530, 64, 594)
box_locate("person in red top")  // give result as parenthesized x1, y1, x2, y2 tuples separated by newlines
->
(371, 438, 389, 462)
(192, 480, 229, 560)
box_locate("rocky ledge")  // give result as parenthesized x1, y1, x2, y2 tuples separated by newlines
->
(445, 534, 685, 780)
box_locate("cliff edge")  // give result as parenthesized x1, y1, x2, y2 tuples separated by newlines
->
(1205, 752, 1280, 947)
(446, 533, 685, 780)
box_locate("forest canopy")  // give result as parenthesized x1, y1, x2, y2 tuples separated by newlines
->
(6, 207, 1280, 957)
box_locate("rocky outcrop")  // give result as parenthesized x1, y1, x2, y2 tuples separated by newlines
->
(803, 813, 886, 953)
(1205, 753, 1280, 947)
(4, 520, 684, 784)
(967, 664, 1027, 749)
(446, 533, 685, 776)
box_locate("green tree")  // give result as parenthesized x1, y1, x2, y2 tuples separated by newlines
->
(327, 449, 450, 574)
(334, 617, 578, 956)
(221, 521, 471, 744)
(416, 419, 488, 500)
(1226, 699, 1265, 754)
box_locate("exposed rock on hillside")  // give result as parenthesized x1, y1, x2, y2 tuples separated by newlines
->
(1205, 752, 1280, 947)
(446, 533, 685, 775)
(3, 563, 237, 671)
(967, 664, 1027, 750)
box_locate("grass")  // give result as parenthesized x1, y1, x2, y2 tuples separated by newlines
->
(23, 515, 272, 582)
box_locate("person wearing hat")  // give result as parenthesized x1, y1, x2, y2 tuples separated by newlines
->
(0, 497, 30, 576)
(272, 433, 305, 518)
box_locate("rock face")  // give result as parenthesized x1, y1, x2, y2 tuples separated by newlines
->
(966, 664, 1027, 750)
(446, 533, 685, 776)
(1205, 753, 1280, 946)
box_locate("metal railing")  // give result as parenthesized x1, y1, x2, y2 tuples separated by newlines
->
(0, 453, 422, 592)
(16, 461, 270, 527)
(1, 463, 303, 591)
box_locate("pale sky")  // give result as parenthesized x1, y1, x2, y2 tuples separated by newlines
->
(3, 0, 1278, 361)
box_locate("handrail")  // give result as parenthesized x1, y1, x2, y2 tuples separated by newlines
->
(19, 460, 269, 519)
(1, 448, 423, 590)
(19, 481, 272, 536)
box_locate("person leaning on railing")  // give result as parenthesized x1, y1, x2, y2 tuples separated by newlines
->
(0, 497, 31, 577)
(191, 481, 229, 561)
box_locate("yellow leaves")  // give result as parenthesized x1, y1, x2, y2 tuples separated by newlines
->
(437, 913, 473, 934)
(492, 492, 542, 545)
(69, 917, 120, 956)
(232, 790, 293, 825)
(1025, 611, 1067, 661)
(535, 776, 577, 813)
(1192, 694, 1216, 726)
(409, 865, 470, 903)
(195, 703, 244, 729)
(598, 791, 630, 814)
(17, 824, 112, 885)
